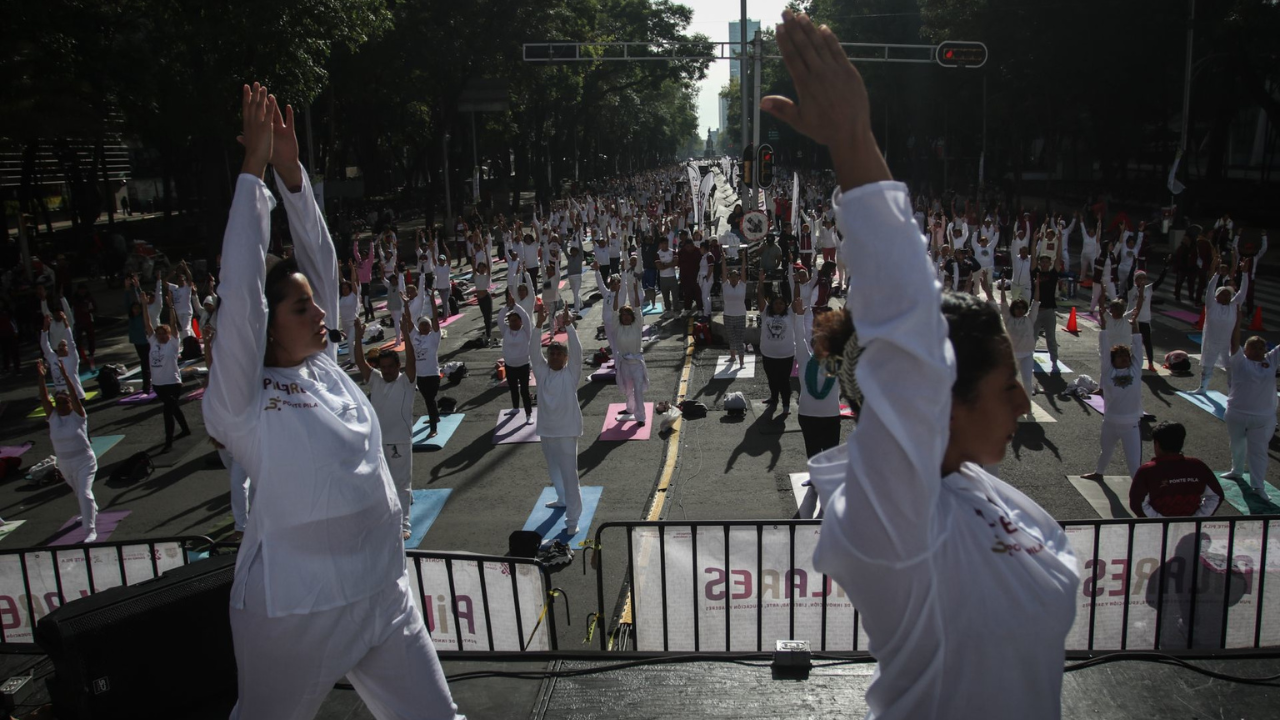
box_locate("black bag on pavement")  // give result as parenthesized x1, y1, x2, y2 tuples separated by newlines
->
(507, 531, 543, 559)
(678, 400, 708, 419)
(97, 365, 121, 399)
(180, 335, 202, 361)
(109, 452, 154, 486)
(438, 397, 458, 415)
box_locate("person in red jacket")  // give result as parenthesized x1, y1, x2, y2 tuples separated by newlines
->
(1129, 421, 1225, 518)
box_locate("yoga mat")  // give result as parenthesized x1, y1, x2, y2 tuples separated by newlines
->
(642, 299, 664, 316)
(540, 331, 568, 348)
(119, 365, 141, 380)
(374, 300, 387, 311)
(1217, 473, 1280, 516)
(78, 367, 100, 382)
(1188, 333, 1203, 345)
(437, 312, 465, 328)
(90, 435, 124, 460)
(790, 359, 799, 378)
(588, 362, 616, 383)
(0, 442, 34, 459)
(28, 391, 101, 418)
(49, 510, 131, 546)
(789, 472, 822, 519)
(183, 387, 205, 401)
(117, 391, 156, 406)
(493, 408, 540, 444)
(1066, 475, 1135, 519)
(1019, 401, 1058, 423)
(1033, 353, 1071, 374)
(712, 355, 755, 379)
(600, 402, 653, 441)
(380, 339, 406, 352)
(523, 486, 603, 549)
(404, 489, 452, 549)
(1176, 390, 1228, 420)
(1082, 394, 1106, 415)
(1162, 309, 1202, 324)
(412, 413, 464, 451)
(0, 521, 27, 544)
(1081, 312, 1101, 326)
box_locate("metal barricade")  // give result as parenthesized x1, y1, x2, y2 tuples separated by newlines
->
(594, 516, 1280, 657)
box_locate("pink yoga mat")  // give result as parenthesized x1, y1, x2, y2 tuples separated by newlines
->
(493, 408, 540, 444)
(49, 510, 131, 546)
(438, 312, 465, 328)
(1083, 394, 1106, 414)
(118, 391, 156, 405)
(600, 403, 653, 441)
(1162, 309, 1201, 324)
(790, 359, 800, 378)
(540, 331, 569, 348)
(0, 442, 34, 459)
(183, 387, 205, 401)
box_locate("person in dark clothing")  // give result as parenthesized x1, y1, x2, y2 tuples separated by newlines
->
(677, 235, 702, 314)
(1169, 235, 1198, 303)
(1030, 257, 1062, 373)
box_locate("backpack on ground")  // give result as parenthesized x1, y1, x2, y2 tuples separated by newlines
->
(97, 364, 122, 399)
(591, 347, 612, 366)
(723, 392, 747, 413)
(507, 530, 543, 559)
(692, 321, 712, 346)
(438, 396, 459, 415)
(678, 400, 708, 419)
(1164, 350, 1192, 375)
(442, 362, 468, 382)
(109, 451, 154, 486)
(180, 335, 203, 361)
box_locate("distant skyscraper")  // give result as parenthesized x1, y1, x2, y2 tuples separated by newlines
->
(728, 19, 761, 80)
(718, 96, 729, 132)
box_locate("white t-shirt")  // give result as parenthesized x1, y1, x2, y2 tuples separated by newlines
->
(368, 371, 415, 445)
(1003, 300, 1039, 358)
(657, 249, 676, 278)
(1126, 285, 1152, 323)
(149, 336, 182, 386)
(794, 315, 840, 417)
(722, 280, 746, 317)
(1227, 346, 1280, 416)
(411, 329, 441, 377)
(48, 411, 95, 465)
(503, 304, 533, 367)
(339, 290, 359, 329)
(759, 309, 796, 359)
(810, 181, 1078, 720)
(1100, 332, 1143, 424)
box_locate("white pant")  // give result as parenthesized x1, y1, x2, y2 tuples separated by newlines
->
(540, 436, 582, 526)
(229, 565, 463, 720)
(1096, 421, 1142, 477)
(390, 312, 403, 345)
(343, 320, 357, 348)
(58, 454, 97, 532)
(385, 443, 413, 533)
(1225, 409, 1275, 491)
(700, 279, 712, 315)
(1201, 340, 1231, 375)
(177, 311, 194, 340)
(1011, 283, 1032, 303)
(1016, 353, 1035, 402)
(218, 449, 254, 532)
(568, 273, 583, 312)
(616, 358, 649, 423)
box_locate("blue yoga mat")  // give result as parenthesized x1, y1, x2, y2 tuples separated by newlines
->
(1217, 473, 1280, 516)
(405, 489, 452, 548)
(412, 413, 464, 451)
(523, 486, 603, 549)
(90, 435, 125, 460)
(1187, 333, 1203, 345)
(642, 300, 664, 316)
(1175, 390, 1228, 420)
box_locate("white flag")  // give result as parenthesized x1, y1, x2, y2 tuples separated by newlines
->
(687, 165, 701, 219)
(699, 172, 716, 227)
(1167, 150, 1186, 195)
(790, 172, 800, 232)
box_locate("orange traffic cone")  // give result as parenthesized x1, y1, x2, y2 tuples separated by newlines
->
(1249, 307, 1265, 331)
(192, 316, 201, 340)
(1064, 307, 1079, 334)
(1194, 306, 1205, 331)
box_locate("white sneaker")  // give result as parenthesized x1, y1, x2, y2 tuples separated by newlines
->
(564, 524, 579, 536)
(83, 530, 98, 544)
(545, 500, 566, 509)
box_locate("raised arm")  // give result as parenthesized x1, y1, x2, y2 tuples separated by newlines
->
(35, 361, 54, 417)
(204, 84, 278, 434)
(401, 303, 416, 382)
(58, 360, 86, 417)
(352, 317, 373, 382)
(565, 307, 583, 383)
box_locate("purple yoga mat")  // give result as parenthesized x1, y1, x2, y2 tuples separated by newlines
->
(49, 510, 131, 546)
(183, 387, 205, 401)
(118, 391, 156, 405)
(493, 408, 540, 444)
(0, 442, 34, 459)
(1083, 394, 1106, 414)
(1162, 309, 1201, 324)
(589, 361, 616, 383)
(599, 403, 653, 441)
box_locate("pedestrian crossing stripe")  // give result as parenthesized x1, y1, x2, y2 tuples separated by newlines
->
(788, 472, 821, 519)
(1033, 353, 1072, 375)
(1066, 475, 1134, 519)
(1018, 402, 1058, 423)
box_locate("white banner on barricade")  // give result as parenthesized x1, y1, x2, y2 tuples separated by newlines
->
(0, 542, 188, 643)
(627, 519, 1280, 654)
(407, 555, 551, 652)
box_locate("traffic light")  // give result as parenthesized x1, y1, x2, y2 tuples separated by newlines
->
(740, 143, 754, 188)
(934, 41, 988, 69)
(756, 144, 775, 189)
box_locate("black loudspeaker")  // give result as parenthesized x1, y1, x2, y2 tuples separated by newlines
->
(34, 553, 238, 719)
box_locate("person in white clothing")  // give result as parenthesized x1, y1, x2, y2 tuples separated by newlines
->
(203, 311, 254, 541)
(1126, 270, 1158, 371)
(721, 251, 748, 367)
(339, 261, 361, 346)
(528, 305, 584, 535)
(763, 14, 1078, 719)
(1000, 282, 1040, 408)
(502, 289, 535, 421)
(697, 241, 714, 316)
(37, 286, 74, 348)
(202, 83, 461, 720)
(353, 303, 417, 540)
(1222, 321, 1280, 498)
(1081, 293, 1145, 480)
(170, 261, 199, 339)
(792, 301, 841, 458)
(1197, 258, 1249, 392)
(612, 283, 648, 425)
(1079, 212, 1101, 282)
(757, 265, 801, 414)
(36, 360, 99, 543)
(409, 300, 443, 438)
(39, 315, 86, 402)
(142, 285, 191, 452)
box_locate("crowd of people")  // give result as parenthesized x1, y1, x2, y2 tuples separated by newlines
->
(0, 11, 1276, 719)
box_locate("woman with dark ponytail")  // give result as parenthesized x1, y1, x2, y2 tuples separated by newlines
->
(765, 12, 1079, 719)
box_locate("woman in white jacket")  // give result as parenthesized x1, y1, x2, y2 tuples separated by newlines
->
(764, 13, 1078, 720)
(203, 84, 461, 720)
(999, 281, 1040, 409)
